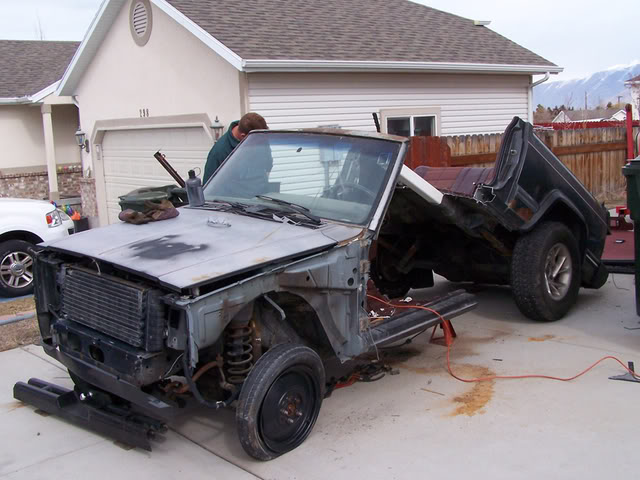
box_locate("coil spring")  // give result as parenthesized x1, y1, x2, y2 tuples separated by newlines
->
(224, 325, 254, 384)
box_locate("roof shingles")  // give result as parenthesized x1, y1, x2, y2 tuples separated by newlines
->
(165, 0, 556, 67)
(0, 40, 79, 98)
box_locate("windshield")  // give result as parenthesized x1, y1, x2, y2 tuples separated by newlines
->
(203, 132, 401, 225)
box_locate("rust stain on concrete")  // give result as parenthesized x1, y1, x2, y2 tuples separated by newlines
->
(449, 364, 495, 417)
(528, 334, 555, 342)
(3, 401, 25, 413)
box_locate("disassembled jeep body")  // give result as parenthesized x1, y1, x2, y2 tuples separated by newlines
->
(28, 117, 608, 459)
(31, 128, 475, 459)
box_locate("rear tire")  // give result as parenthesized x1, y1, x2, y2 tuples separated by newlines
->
(511, 222, 581, 321)
(236, 344, 325, 460)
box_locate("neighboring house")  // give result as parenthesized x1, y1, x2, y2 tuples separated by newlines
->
(625, 74, 640, 120)
(57, 0, 561, 225)
(552, 111, 572, 123)
(0, 40, 81, 201)
(551, 108, 628, 123)
(610, 109, 627, 121)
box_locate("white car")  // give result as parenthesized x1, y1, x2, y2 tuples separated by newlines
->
(0, 198, 75, 297)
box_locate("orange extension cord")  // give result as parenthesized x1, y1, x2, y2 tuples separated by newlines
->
(366, 294, 640, 383)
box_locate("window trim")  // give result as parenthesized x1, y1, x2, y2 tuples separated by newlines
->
(380, 107, 441, 136)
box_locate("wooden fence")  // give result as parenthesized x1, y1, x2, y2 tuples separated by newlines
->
(405, 126, 640, 202)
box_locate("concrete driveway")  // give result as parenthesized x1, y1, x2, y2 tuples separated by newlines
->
(2, 274, 639, 479)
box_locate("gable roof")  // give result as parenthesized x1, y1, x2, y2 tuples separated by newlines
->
(165, 0, 556, 67)
(59, 0, 561, 95)
(0, 40, 79, 100)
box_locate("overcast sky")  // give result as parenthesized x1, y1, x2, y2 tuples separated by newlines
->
(0, 0, 637, 82)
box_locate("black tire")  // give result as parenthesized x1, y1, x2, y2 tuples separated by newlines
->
(511, 221, 581, 322)
(0, 240, 36, 297)
(236, 343, 325, 461)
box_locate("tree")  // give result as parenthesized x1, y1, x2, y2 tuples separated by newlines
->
(34, 13, 45, 40)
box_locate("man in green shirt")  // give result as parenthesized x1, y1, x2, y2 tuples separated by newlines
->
(203, 112, 268, 183)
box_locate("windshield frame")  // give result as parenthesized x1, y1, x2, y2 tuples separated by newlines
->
(203, 130, 407, 231)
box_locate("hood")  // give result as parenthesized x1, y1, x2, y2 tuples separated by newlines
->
(45, 207, 363, 290)
(0, 198, 58, 215)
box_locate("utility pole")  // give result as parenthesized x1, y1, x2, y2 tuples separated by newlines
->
(618, 95, 623, 105)
(584, 91, 588, 110)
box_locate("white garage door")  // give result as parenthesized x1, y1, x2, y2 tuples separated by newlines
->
(101, 127, 212, 224)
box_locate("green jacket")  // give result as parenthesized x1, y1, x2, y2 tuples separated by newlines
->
(203, 120, 239, 183)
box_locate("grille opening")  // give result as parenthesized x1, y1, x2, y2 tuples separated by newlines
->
(89, 345, 105, 363)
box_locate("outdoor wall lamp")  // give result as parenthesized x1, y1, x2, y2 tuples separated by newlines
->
(211, 116, 224, 141)
(75, 128, 90, 154)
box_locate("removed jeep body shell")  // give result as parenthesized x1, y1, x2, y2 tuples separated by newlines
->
(378, 116, 609, 319)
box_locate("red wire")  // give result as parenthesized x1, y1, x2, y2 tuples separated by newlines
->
(366, 294, 640, 383)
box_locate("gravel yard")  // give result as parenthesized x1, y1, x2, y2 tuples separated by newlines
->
(0, 297, 38, 352)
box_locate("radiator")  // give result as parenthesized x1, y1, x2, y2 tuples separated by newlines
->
(60, 267, 165, 351)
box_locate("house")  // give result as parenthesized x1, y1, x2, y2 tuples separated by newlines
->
(552, 108, 628, 123)
(57, 0, 561, 226)
(625, 74, 640, 120)
(610, 109, 627, 121)
(0, 40, 81, 201)
(552, 111, 572, 123)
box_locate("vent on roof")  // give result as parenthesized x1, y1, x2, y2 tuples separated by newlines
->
(130, 0, 152, 46)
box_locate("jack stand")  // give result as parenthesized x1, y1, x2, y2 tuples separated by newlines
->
(430, 319, 457, 347)
(609, 361, 640, 383)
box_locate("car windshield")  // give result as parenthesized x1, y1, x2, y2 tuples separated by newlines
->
(203, 132, 401, 225)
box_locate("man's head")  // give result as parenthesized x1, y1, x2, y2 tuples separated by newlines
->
(237, 112, 268, 139)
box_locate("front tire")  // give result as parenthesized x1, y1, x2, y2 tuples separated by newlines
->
(0, 240, 36, 297)
(511, 222, 581, 322)
(236, 343, 325, 461)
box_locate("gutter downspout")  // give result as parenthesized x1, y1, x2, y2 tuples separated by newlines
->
(529, 72, 551, 123)
(532, 72, 551, 88)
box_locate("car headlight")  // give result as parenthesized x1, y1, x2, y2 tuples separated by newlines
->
(46, 209, 62, 228)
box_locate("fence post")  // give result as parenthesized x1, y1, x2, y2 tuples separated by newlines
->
(627, 104, 634, 160)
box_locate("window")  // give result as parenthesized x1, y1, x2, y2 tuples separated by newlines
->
(203, 132, 401, 225)
(381, 107, 441, 137)
(387, 115, 435, 137)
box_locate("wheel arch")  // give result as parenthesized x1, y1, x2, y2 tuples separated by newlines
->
(257, 291, 335, 360)
(0, 230, 43, 245)
(521, 193, 588, 256)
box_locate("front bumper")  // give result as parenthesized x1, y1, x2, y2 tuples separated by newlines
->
(46, 320, 179, 418)
(43, 338, 178, 419)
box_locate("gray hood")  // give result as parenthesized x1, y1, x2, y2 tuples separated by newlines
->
(45, 208, 363, 290)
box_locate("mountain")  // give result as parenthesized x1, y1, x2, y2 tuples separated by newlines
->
(533, 63, 640, 109)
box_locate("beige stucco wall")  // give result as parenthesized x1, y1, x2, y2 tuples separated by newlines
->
(0, 104, 80, 170)
(74, 0, 243, 172)
(52, 104, 83, 165)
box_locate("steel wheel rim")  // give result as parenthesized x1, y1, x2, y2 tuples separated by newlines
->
(0, 250, 34, 290)
(544, 243, 572, 300)
(259, 367, 318, 454)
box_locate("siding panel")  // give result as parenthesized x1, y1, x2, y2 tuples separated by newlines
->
(248, 72, 530, 135)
